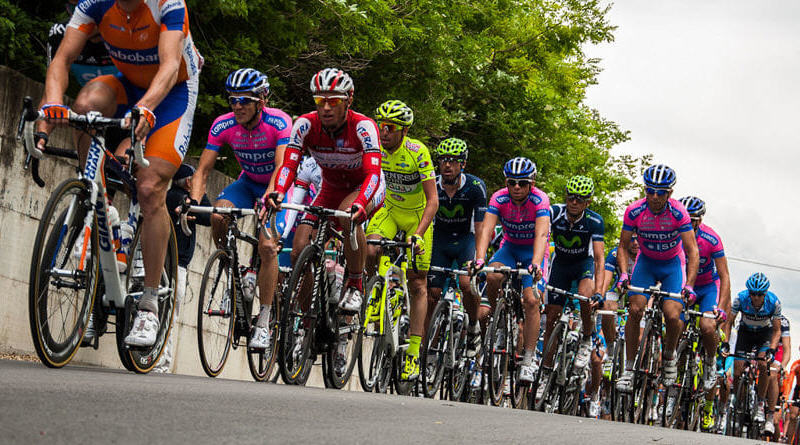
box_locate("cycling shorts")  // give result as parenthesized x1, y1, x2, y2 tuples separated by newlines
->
(91, 72, 197, 168)
(546, 257, 594, 306)
(694, 280, 719, 314)
(716, 355, 734, 377)
(775, 344, 784, 365)
(217, 174, 267, 209)
(366, 205, 432, 271)
(734, 328, 772, 356)
(429, 233, 475, 289)
(628, 254, 685, 305)
(488, 241, 548, 292)
(302, 181, 386, 225)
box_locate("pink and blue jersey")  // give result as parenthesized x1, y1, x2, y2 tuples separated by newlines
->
(694, 223, 725, 286)
(487, 188, 551, 246)
(622, 198, 692, 261)
(206, 108, 292, 184)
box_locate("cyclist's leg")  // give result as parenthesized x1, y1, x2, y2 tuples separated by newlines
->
(626, 255, 653, 364)
(514, 243, 542, 370)
(454, 234, 478, 322)
(213, 176, 254, 247)
(364, 206, 394, 277)
(542, 263, 568, 366)
(576, 257, 596, 338)
(71, 74, 124, 164)
(401, 209, 433, 358)
(486, 241, 515, 309)
(337, 188, 367, 293)
(427, 234, 451, 304)
(255, 181, 281, 334)
(697, 281, 721, 395)
(658, 255, 686, 360)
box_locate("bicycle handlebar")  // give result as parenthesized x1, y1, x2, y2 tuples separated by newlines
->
(468, 265, 530, 298)
(179, 205, 258, 236)
(596, 309, 628, 317)
(280, 202, 359, 251)
(546, 285, 590, 302)
(684, 308, 717, 319)
(626, 285, 682, 300)
(366, 237, 420, 272)
(429, 266, 469, 276)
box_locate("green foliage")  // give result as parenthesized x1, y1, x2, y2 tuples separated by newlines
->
(3, 0, 647, 238)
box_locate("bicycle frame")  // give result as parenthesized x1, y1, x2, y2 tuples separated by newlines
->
(370, 246, 411, 356)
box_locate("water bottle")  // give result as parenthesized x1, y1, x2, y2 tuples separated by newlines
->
(242, 267, 257, 303)
(107, 206, 126, 273)
(118, 221, 134, 273)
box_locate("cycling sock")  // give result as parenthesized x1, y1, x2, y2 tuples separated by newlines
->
(468, 322, 480, 334)
(523, 349, 535, 366)
(704, 399, 714, 412)
(408, 335, 421, 358)
(139, 287, 159, 315)
(346, 273, 363, 292)
(664, 349, 676, 360)
(256, 304, 271, 328)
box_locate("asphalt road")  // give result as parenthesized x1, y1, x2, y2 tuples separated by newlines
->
(0, 359, 764, 445)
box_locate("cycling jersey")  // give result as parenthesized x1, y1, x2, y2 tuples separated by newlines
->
(549, 205, 604, 264)
(781, 314, 791, 337)
(205, 109, 292, 184)
(380, 136, 435, 210)
(275, 109, 382, 210)
(694, 223, 725, 286)
(604, 247, 635, 281)
(487, 188, 550, 246)
(622, 198, 692, 261)
(434, 173, 488, 239)
(68, 0, 203, 90)
(783, 360, 800, 399)
(731, 290, 782, 331)
(48, 21, 117, 86)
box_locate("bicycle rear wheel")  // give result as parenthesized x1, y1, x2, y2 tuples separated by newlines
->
(487, 300, 510, 406)
(29, 178, 99, 368)
(115, 221, 178, 373)
(279, 245, 318, 385)
(196, 249, 235, 377)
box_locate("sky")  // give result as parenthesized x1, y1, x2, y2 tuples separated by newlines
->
(585, 1, 800, 348)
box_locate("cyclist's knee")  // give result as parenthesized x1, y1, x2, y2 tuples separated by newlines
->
(258, 237, 278, 261)
(627, 303, 645, 321)
(73, 82, 116, 116)
(699, 318, 716, 337)
(522, 290, 540, 311)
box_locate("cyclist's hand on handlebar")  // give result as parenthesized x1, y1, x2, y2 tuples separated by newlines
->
(714, 307, 728, 324)
(177, 197, 197, 219)
(682, 285, 697, 307)
(350, 203, 367, 224)
(765, 348, 776, 363)
(41, 103, 70, 122)
(718, 341, 730, 356)
(408, 234, 424, 255)
(131, 105, 155, 141)
(527, 263, 542, 281)
(590, 292, 605, 310)
(260, 192, 282, 218)
(34, 131, 49, 152)
(468, 259, 485, 275)
(615, 273, 629, 292)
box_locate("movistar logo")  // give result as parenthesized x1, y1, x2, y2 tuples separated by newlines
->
(556, 235, 582, 248)
(439, 205, 465, 218)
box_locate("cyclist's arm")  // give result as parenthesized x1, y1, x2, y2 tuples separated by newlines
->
(415, 179, 438, 237)
(723, 298, 739, 341)
(281, 185, 308, 239)
(191, 149, 219, 203)
(617, 229, 633, 276)
(352, 121, 382, 209)
(531, 214, 550, 268)
(43, 27, 88, 105)
(275, 117, 311, 196)
(263, 143, 287, 199)
(782, 336, 792, 369)
(472, 177, 488, 237)
(475, 211, 498, 263)
(592, 240, 605, 294)
(715, 255, 732, 317)
(135, 30, 183, 113)
(681, 229, 700, 287)
(771, 317, 782, 350)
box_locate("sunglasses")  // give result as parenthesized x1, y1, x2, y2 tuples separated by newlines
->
(506, 179, 532, 188)
(313, 95, 348, 107)
(439, 156, 464, 164)
(378, 121, 403, 133)
(228, 96, 261, 106)
(749, 291, 766, 297)
(566, 194, 589, 203)
(645, 187, 670, 196)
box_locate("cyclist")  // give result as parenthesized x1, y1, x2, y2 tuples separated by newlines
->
(428, 138, 487, 358)
(471, 157, 550, 383)
(722, 272, 783, 435)
(769, 315, 792, 436)
(363, 100, 438, 380)
(677, 196, 731, 430)
(783, 354, 800, 443)
(600, 234, 638, 345)
(543, 175, 605, 373)
(39, 0, 203, 347)
(270, 67, 384, 315)
(191, 68, 291, 351)
(615, 164, 700, 392)
(276, 155, 322, 269)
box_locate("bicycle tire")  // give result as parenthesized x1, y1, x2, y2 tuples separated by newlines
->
(422, 300, 450, 398)
(610, 336, 628, 422)
(630, 319, 654, 424)
(248, 293, 279, 382)
(358, 276, 385, 392)
(115, 221, 178, 373)
(533, 321, 565, 412)
(324, 293, 362, 389)
(393, 353, 415, 396)
(663, 337, 690, 428)
(28, 178, 99, 368)
(196, 249, 235, 377)
(486, 299, 510, 406)
(278, 245, 318, 385)
(448, 313, 470, 402)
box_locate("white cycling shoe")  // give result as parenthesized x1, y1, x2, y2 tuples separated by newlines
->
(124, 311, 159, 347)
(616, 369, 634, 393)
(248, 326, 272, 351)
(339, 287, 362, 312)
(518, 362, 538, 383)
(574, 337, 592, 370)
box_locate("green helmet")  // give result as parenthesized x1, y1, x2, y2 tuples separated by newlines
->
(375, 100, 414, 127)
(565, 175, 594, 197)
(435, 138, 468, 160)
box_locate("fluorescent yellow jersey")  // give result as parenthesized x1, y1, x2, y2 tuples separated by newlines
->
(380, 136, 436, 210)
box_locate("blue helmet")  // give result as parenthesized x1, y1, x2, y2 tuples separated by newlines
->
(503, 157, 537, 179)
(678, 196, 706, 217)
(226, 68, 270, 97)
(745, 272, 770, 293)
(643, 164, 676, 188)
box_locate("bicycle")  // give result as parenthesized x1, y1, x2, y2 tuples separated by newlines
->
(662, 305, 716, 429)
(277, 202, 362, 389)
(19, 97, 177, 373)
(357, 234, 415, 394)
(596, 307, 629, 422)
(180, 204, 280, 382)
(726, 352, 770, 439)
(422, 265, 470, 400)
(470, 265, 530, 408)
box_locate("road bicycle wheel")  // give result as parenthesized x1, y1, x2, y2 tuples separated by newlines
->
(422, 300, 450, 398)
(610, 337, 629, 422)
(115, 221, 178, 373)
(279, 245, 317, 385)
(509, 317, 527, 409)
(324, 292, 362, 389)
(248, 288, 279, 382)
(630, 319, 654, 424)
(195, 249, 235, 377)
(29, 178, 99, 368)
(448, 313, 470, 402)
(358, 276, 388, 392)
(663, 337, 690, 428)
(533, 322, 565, 412)
(486, 299, 510, 406)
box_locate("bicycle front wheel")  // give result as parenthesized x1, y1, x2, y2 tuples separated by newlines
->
(358, 276, 388, 392)
(422, 300, 450, 398)
(279, 245, 318, 385)
(29, 178, 99, 368)
(248, 293, 280, 382)
(487, 299, 510, 407)
(196, 249, 235, 377)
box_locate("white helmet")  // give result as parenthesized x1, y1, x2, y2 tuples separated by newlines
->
(310, 68, 354, 96)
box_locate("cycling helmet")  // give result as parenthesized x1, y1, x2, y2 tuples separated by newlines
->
(503, 157, 537, 179)
(565, 175, 594, 197)
(745, 272, 770, 293)
(310, 67, 354, 96)
(435, 138, 468, 160)
(643, 164, 676, 188)
(678, 196, 706, 217)
(226, 68, 269, 97)
(375, 100, 414, 127)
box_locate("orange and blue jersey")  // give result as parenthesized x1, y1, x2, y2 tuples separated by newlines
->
(68, 0, 202, 89)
